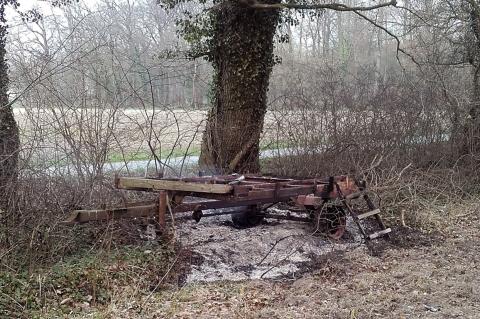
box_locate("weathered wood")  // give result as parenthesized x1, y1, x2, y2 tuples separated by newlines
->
(345, 191, 364, 200)
(62, 204, 157, 224)
(368, 228, 392, 240)
(64, 175, 380, 234)
(296, 194, 323, 207)
(244, 175, 294, 182)
(116, 177, 233, 194)
(158, 191, 167, 229)
(357, 208, 380, 220)
(173, 199, 267, 213)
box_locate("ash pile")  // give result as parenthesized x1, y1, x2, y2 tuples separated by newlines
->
(176, 205, 364, 282)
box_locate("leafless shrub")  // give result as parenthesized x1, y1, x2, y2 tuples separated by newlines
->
(262, 62, 479, 230)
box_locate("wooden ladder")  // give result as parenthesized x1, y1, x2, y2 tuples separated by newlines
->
(337, 184, 391, 240)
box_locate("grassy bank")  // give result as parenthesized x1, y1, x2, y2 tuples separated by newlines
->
(1, 243, 180, 318)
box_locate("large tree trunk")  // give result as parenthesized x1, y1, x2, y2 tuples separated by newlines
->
(0, 23, 19, 213)
(465, 6, 480, 155)
(466, 65, 480, 153)
(198, 0, 280, 174)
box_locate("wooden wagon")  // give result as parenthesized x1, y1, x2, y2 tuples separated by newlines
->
(64, 174, 391, 240)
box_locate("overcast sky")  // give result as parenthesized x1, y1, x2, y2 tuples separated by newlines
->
(6, 0, 98, 20)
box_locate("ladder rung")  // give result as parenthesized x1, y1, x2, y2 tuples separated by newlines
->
(357, 208, 380, 220)
(346, 191, 364, 200)
(368, 228, 391, 240)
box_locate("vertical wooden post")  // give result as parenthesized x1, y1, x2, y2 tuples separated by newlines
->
(158, 191, 167, 231)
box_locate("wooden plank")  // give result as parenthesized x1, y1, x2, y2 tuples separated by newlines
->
(368, 228, 391, 240)
(62, 204, 157, 224)
(164, 176, 232, 184)
(296, 195, 323, 206)
(357, 208, 380, 220)
(244, 175, 294, 182)
(158, 191, 167, 229)
(346, 191, 364, 200)
(116, 177, 233, 194)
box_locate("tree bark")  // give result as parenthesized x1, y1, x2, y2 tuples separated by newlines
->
(467, 64, 480, 153)
(0, 23, 19, 212)
(465, 5, 480, 154)
(199, 0, 280, 174)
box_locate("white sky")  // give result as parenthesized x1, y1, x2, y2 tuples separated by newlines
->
(9, 0, 397, 17)
(6, 0, 98, 20)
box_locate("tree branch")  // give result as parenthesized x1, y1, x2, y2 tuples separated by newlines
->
(241, 0, 397, 11)
(352, 9, 419, 66)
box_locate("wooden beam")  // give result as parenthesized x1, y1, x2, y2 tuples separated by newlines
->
(158, 191, 167, 230)
(116, 177, 233, 194)
(62, 204, 157, 224)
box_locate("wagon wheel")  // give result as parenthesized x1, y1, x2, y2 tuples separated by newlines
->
(309, 204, 347, 240)
(231, 205, 264, 228)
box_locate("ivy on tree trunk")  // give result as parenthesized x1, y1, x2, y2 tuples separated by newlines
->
(199, 0, 281, 174)
(465, 4, 480, 154)
(0, 12, 19, 213)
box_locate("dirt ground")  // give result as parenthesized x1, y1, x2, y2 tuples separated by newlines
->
(72, 200, 480, 319)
